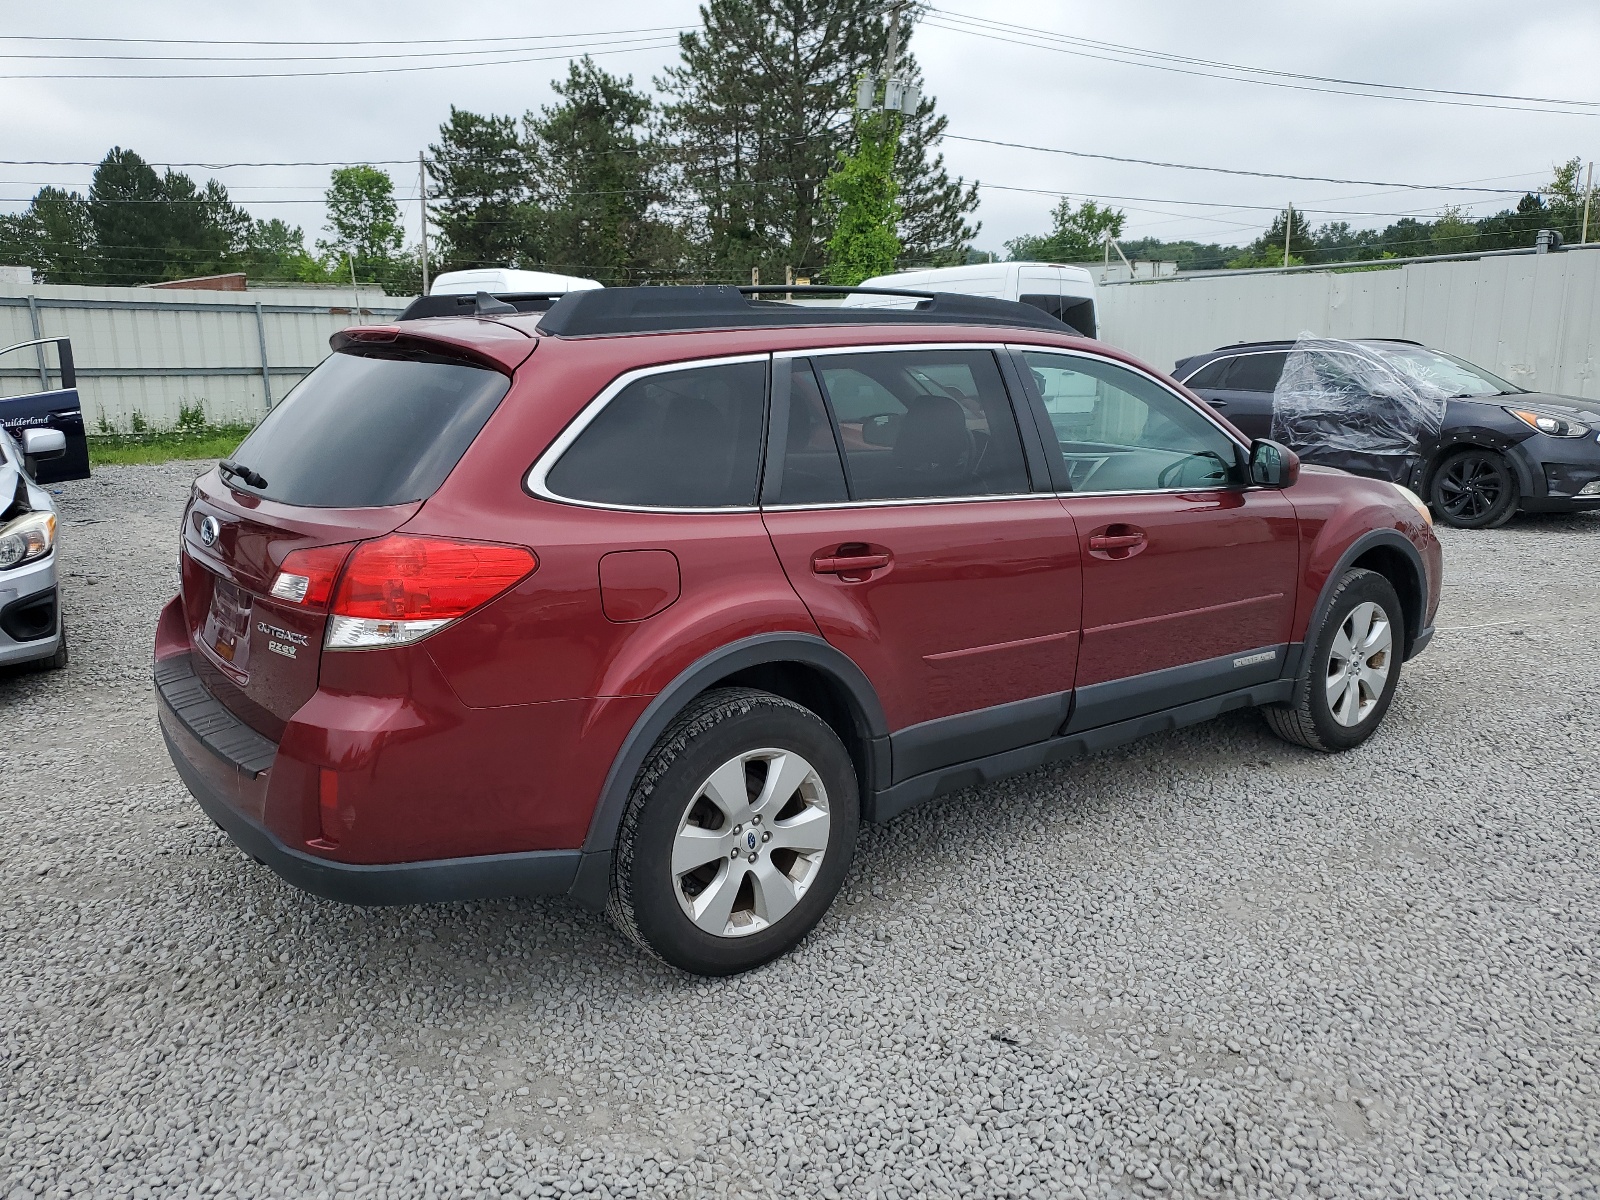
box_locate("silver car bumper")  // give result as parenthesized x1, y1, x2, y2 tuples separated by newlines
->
(0, 551, 61, 667)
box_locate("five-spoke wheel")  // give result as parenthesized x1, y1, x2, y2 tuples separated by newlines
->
(1323, 601, 1393, 728)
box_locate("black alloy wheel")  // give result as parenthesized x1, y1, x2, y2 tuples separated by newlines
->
(1429, 449, 1518, 529)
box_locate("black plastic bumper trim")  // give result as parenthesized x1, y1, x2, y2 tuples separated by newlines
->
(160, 721, 582, 906)
(154, 653, 278, 777)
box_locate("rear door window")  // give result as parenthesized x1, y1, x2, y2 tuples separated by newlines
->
(544, 360, 767, 508)
(229, 349, 510, 508)
(811, 349, 1031, 501)
(1222, 352, 1287, 393)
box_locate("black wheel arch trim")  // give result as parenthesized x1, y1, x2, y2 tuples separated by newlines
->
(578, 632, 889, 862)
(1301, 528, 1430, 666)
(1422, 436, 1538, 503)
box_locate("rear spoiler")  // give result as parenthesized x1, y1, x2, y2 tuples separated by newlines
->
(397, 292, 563, 321)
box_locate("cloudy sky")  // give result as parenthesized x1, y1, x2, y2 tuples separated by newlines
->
(3, 0, 1597, 259)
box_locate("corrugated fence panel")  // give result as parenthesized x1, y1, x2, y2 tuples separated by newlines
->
(1099, 249, 1600, 400)
(0, 283, 410, 427)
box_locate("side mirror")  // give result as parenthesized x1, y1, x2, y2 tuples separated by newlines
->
(860, 412, 901, 446)
(1249, 438, 1300, 488)
(21, 427, 67, 460)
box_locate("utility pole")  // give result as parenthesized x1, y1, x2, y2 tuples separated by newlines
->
(883, 1, 906, 87)
(347, 254, 363, 324)
(418, 151, 430, 295)
(1582, 161, 1594, 245)
(1283, 205, 1294, 268)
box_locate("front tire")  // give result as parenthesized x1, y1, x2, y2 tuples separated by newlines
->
(1264, 568, 1404, 752)
(608, 688, 859, 976)
(1429, 449, 1518, 529)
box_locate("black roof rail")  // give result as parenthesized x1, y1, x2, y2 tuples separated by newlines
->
(397, 292, 564, 321)
(534, 285, 1074, 338)
(1214, 336, 1426, 352)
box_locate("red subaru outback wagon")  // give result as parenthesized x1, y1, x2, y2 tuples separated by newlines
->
(156, 286, 1442, 975)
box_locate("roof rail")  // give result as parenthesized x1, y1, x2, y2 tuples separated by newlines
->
(397, 292, 564, 321)
(1214, 336, 1426, 351)
(534, 285, 1073, 338)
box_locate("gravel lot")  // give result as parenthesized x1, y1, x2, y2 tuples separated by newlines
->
(3, 460, 1598, 1200)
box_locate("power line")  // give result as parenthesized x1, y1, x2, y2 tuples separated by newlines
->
(924, 8, 1600, 118)
(0, 30, 694, 64)
(4, 36, 680, 80)
(0, 25, 691, 48)
(945, 134, 1540, 194)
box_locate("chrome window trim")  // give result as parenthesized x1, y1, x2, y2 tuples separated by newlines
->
(525, 352, 772, 514)
(527, 341, 1270, 516)
(1176, 348, 1286, 388)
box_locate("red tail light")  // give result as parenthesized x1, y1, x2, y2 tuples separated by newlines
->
(270, 543, 356, 610)
(331, 534, 537, 621)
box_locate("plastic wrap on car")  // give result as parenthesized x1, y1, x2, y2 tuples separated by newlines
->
(1270, 334, 1447, 460)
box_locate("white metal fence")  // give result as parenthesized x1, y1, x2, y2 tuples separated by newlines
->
(0, 283, 412, 429)
(1097, 246, 1600, 400)
(6, 251, 1598, 430)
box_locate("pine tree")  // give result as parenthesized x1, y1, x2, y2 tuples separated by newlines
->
(525, 58, 674, 284)
(427, 108, 539, 270)
(658, 0, 976, 281)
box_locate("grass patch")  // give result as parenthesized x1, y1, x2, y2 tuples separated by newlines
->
(89, 424, 254, 467)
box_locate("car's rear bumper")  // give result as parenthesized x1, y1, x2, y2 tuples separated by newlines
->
(0, 553, 61, 667)
(160, 713, 583, 905)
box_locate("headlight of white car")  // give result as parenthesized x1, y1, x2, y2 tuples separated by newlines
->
(0, 510, 57, 569)
(1392, 484, 1433, 526)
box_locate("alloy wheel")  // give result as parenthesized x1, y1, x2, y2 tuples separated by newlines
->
(672, 748, 832, 937)
(1436, 452, 1508, 522)
(1324, 601, 1393, 727)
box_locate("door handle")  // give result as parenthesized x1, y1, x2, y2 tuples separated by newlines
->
(1087, 533, 1144, 551)
(813, 552, 891, 574)
(1206, 398, 1229, 408)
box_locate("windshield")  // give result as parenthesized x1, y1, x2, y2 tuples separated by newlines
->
(1367, 344, 1522, 398)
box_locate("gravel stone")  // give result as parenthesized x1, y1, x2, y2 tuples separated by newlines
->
(2, 461, 1599, 1198)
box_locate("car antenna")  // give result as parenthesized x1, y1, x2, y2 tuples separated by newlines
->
(474, 291, 518, 316)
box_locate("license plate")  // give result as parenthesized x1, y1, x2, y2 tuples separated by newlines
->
(201, 578, 253, 681)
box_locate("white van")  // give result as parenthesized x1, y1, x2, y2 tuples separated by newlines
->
(852, 262, 1097, 337)
(429, 268, 602, 296)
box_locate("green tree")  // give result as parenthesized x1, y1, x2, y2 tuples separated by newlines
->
(83, 147, 253, 283)
(822, 113, 900, 284)
(1431, 204, 1477, 254)
(243, 219, 327, 283)
(888, 59, 979, 267)
(526, 57, 672, 283)
(0, 188, 97, 284)
(427, 108, 538, 270)
(1005, 198, 1125, 263)
(319, 165, 405, 278)
(1229, 206, 1316, 268)
(658, 0, 976, 282)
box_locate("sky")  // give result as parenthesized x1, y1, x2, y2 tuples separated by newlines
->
(3, 0, 1598, 261)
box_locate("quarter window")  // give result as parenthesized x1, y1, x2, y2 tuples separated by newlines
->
(544, 360, 767, 508)
(811, 350, 1031, 501)
(1023, 352, 1243, 492)
(1181, 357, 1233, 390)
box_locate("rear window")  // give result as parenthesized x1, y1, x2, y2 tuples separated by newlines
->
(230, 350, 510, 508)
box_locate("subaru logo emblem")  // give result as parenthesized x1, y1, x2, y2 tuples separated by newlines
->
(746, 831, 758, 851)
(199, 515, 220, 547)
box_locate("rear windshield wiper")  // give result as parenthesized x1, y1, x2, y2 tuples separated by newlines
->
(219, 460, 268, 490)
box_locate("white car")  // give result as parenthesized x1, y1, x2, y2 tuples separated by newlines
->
(851, 262, 1098, 338)
(0, 422, 68, 671)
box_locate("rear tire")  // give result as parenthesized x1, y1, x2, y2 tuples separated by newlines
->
(608, 688, 859, 976)
(1428, 449, 1518, 529)
(1264, 568, 1404, 752)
